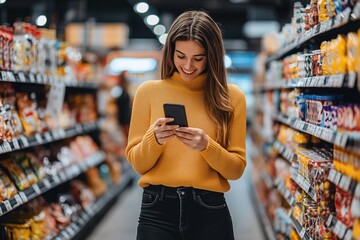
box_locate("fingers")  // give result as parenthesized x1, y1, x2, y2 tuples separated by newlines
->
(154, 118, 179, 145)
(174, 128, 208, 151)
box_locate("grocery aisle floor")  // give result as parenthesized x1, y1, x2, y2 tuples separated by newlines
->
(87, 142, 265, 240)
(86, 171, 264, 240)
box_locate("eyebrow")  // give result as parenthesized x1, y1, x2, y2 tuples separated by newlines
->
(175, 50, 206, 57)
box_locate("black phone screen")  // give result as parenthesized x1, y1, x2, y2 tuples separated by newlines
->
(163, 103, 188, 127)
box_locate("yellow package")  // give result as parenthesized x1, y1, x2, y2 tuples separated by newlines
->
(334, 35, 347, 74)
(347, 32, 359, 73)
(31, 211, 47, 240)
(320, 42, 330, 75)
(3, 222, 31, 240)
(354, 219, 360, 240)
(318, 0, 335, 22)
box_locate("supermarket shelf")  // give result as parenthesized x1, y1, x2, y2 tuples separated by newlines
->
(326, 214, 353, 240)
(251, 188, 277, 240)
(260, 171, 276, 190)
(0, 121, 100, 154)
(54, 166, 135, 240)
(0, 70, 99, 89)
(273, 141, 296, 163)
(328, 169, 359, 197)
(274, 113, 360, 154)
(290, 214, 313, 240)
(0, 151, 106, 217)
(276, 179, 295, 207)
(290, 168, 317, 202)
(262, 73, 357, 91)
(266, 6, 357, 63)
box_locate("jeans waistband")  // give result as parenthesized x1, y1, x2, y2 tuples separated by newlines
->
(144, 185, 223, 201)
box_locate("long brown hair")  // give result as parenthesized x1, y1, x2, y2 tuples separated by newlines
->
(161, 10, 234, 148)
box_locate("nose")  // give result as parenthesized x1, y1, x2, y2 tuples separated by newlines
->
(184, 59, 192, 69)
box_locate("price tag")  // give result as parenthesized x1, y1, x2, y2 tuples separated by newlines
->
(58, 128, 66, 138)
(300, 228, 306, 238)
(334, 220, 341, 235)
(328, 169, 336, 182)
(36, 73, 43, 83)
(35, 133, 43, 144)
(3, 142, 11, 152)
(59, 172, 66, 181)
(354, 2, 360, 18)
(0, 205, 3, 216)
(19, 136, 29, 147)
(43, 178, 51, 188)
(339, 222, 347, 239)
(7, 72, 15, 82)
(12, 138, 20, 150)
(52, 175, 61, 184)
(52, 129, 60, 139)
(334, 172, 342, 185)
(19, 192, 28, 203)
(67, 226, 75, 236)
(1, 71, 7, 81)
(42, 74, 48, 84)
(303, 180, 311, 192)
(342, 7, 351, 23)
(3, 200, 12, 211)
(18, 72, 26, 82)
(344, 230, 353, 240)
(14, 194, 23, 205)
(62, 229, 70, 239)
(44, 132, 52, 142)
(33, 183, 41, 195)
(355, 183, 360, 198)
(29, 73, 36, 83)
(342, 176, 351, 192)
(326, 214, 333, 227)
(75, 124, 83, 133)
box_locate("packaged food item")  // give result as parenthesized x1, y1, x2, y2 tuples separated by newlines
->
(70, 180, 95, 209)
(332, 34, 347, 74)
(0, 167, 17, 201)
(310, 0, 319, 27)
(16, 92, 40, 136)
(335, 187, 354, 228)
(0, 158, 30, 190)
(311, 50, 323, 76)
(85, 167, 107, 197)
(2, 221, 32, 240)
(318, 0, 335, 22)
(14, 153, 38, 185)
(347, 32, 359, 73)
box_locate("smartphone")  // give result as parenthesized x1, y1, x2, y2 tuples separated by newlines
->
(163, 103, 188, 127)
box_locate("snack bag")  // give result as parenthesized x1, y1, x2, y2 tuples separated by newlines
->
(16, 92, 40, 136)
(0, 158, 30, 190)
(0, 167, 17, 201)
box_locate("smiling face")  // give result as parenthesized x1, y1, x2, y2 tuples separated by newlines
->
(173, 40, 207, 81)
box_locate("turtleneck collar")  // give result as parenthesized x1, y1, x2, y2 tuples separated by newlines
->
(166, 71, 208, 93)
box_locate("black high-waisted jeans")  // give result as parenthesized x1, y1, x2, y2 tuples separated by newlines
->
(136, 185, 235, 240)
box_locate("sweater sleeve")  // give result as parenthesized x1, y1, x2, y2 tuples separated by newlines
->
(200, 85, 247, 180)
(125, 82, 164, 175)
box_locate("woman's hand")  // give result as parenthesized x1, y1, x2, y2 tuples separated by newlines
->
(154, 118, 179, 145)
(174, 127, 209, 151)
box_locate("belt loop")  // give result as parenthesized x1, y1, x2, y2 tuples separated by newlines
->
(191, 188, 198, 201)
(159, 185, 165, 201)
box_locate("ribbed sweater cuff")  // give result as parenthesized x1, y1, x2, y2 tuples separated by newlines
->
(144, 123, 165, 151)
(201, 138, 220, 159)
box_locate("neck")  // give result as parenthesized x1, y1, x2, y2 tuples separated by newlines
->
(166, 71, 208, 93)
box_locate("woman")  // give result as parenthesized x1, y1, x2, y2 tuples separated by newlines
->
(126, 10, 247, 240)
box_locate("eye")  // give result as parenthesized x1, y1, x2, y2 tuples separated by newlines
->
(177, 55, 185, 59)
(194, 58, 203, 62)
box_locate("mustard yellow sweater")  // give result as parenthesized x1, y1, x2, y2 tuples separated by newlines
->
(125, 71, 247, 192)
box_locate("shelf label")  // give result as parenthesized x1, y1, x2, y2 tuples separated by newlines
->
(35, 133, 43, 144)
(44, 132, 52, 142)
(12, 138, 20, 150)
(334, 172, 342, 185)
(33, 183, 41, 195)
(53, 175, 61, 184)
(18, 72, 26, 82)
(328, 169, 336, 182)
(19, 136, 29, 147)
(29, 73, 36, 83)
(300, 228, 306, 238)
(354, 183, 360, 198)
(14, 194, 23, 205)
(334, 220, 341, 235)
(7, 72, 15, 82)
(344, 230, 353, 240)
(43, 178, 51, 189)
(19, 192, 28, 203)
(326, 214, 333, 227)
(3, 200, 12, 211)
(1, 71, 7, 81)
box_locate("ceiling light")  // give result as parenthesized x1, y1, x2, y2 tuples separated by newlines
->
(243, 21, 280, 38)
(230, 0, 247, 2)
(153, 24, 166, 35)
(224, 55, 232, 68)
(108, 57, 158, 74)
(146, 15, 159, 26)
(159, 33, 168, 45)
(0, 0, 6, 4)
(36, 15, 47, 26)
(134, 2, 149, 13)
